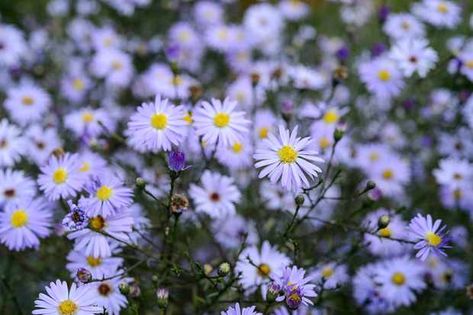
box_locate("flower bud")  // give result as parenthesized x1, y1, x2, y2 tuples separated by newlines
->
(218, 262, 231, 276)
(377, 215, 390, 229)
(129, 282, 141, 298)
(167, 150, 186, 172)
(119, 282, 130, 295)
(266, 282, 281, 302)
(366, 180, 376, 191)
(76, 268, 92, 283)
(295, 194, 305, 206)
(157, 288, 169, 309)
(204, 264, 213, 276)
(333, 128, 344, 142)
(135, 177, 146, 190)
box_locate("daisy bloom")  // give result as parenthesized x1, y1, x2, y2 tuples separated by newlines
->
(93, 277, 128, 315)
(65, 107, 116, 139)
(4, 84, 51, 125)
(38, 153, 85, 201)
(0, 198, 52, 251)
(126, 95, 188, 152)
(0, 119, 26, 167)
(359, 56, 405, 99)
(0, 168, 36, 206)
(80, 175, 133, 217)
(221, 303, 262, 315)
(389, 38, 438, 78)
(33, 280, 101, 315)
(254, 125, 324, 192)
(25, 125, 62, 165)
(193, 98, 250, 147)
(236, 241, 291, 297)
(311, 262, 349, 290)
(189, 170, 241, 218)
(412, 0, 461, 29)
(383, 13, 425, 41)
(67, 249, 124, 280)
(409, 214, 450, 261)
(216, 138, 253, 170)
(0, 24, 27, 67)
(276, 266, 317, 309)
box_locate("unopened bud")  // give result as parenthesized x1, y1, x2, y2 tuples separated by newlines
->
(266, 282, 281, 302)
(204, 264, 213, 276)
(129, 282, 141, 298)
(377, 215, 390, 229)
(333, 128, 344, 142)
(135, 177, 146, 190)
(295, 194, 305, 206)
(366, 180, 376, 191)
(119, 282, 130, 295)
(157, 288, 169, 309)
(76, 268, 92, 283)
(218, 262, 231, 276)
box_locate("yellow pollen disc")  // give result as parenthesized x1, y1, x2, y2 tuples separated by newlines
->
(278, 145, 298, 164)
(58, 299, 78, 315)
(172, 75, 182, 86)
(111, 60, 122, 70)
(391, 272, 406, 286)
(437, 3, 448, 13)
(319, 137, 331, 150)
(378, 227, 392, 238)
(378, 70, 391, 82)
(213, 112, 230, 128)
(90, 216, 105, 231)
(183, 113, 193, 124)
(425, 231, 442, 247)
(382, 169, 393, 180)
(453, 188, 462, 200)
(72, 78, 85, 91)
(87, 256, 102, 267)
(231, 142, 243, 153)
(257, 263, 271, 278)
(258, 127, 269, 139)
(79, 162, 90, 173)
(82, 112, 94, 123)
(150, 113, 168, 130)
(466, 60, 473, 69)
(96, 185, 113, 201)
(53, 168, 68, 184)
(321, 267, 334, 278)
(10, 209, 28, 228)
(323, 111, 339, 124)
(369, 152, 379, 161)
(401, 21, 410, 30)
(22, 96, 34, 106)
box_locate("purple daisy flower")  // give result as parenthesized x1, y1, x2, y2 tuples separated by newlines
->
(276, 266, 317, 310)
(409, 213, 450, 261)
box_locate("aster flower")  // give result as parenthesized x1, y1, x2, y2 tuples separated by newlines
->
(221, 303, 262, 315)
(0, 24, 27, 67)
(189, 170, 241, 218)
(311, 262, 349, 290)
(25, 125, 62, 165)
(193, 98, 250, 147)
(62, 200, 89, 231)
(409, 214, 450, 261)
(93, 277, 129, 315)
(4, 84, 51, 125)
(65, 107, 116, 139)
(80, 175, 133, 217)
(67, 249, 123, 280)
(0, 119, 26, 167)
(90, 49, 133, 88)
(236, 241, 291, 297)
(126, 95, 188, 152)
(359, 56, 405, 99)
(389, 38, 438, 78)
(167, 149, 187, 172)
(33, 280, 101, 315)
(38, 153, 85, 201)
(0, 168, 36, 206)
(383, 13, 425, 41)
(276, 266, 317, 309)
(0, 198, 52, 251)
(412, 0, 461, 29)
(254, 125, 324, 192)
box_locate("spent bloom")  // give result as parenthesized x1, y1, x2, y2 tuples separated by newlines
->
(409, 214, 450, 261)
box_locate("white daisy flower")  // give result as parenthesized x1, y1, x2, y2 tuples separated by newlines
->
(126, 95, 188, 152)
(254, 125, 324, 192)
(0, 24, 27, 67)
(389, 38, 438, 78)
(193, 98, 250, 147)
(189, 170, 241, 218)
(33, 279, 101, 315)
(4, 84, 51, 125)
(412, 0, 461, 29)
(383, 13, 425, 41)
(0, 119, 26, 167)
(66, 249, 123, 281)
(93, 277, 128, 315)
(0, 169, 36, 206)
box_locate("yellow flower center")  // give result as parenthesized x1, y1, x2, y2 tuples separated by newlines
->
(183, 113, 193, 124)
(377, 70, 391, 82)
(391, 272, 406, 286)
(82, 112, 94, 123)
(278, 145, 298, 164)
(323, 110, 339, 124)
(111, 60, 122, 70)
(79, 162, 90, 173)
(401, 21, 410, 30)
(232, 142, 243, 153)
(96, 185, 113, 201)
(150, 113, 168, 130)
(437, 2, 448, 13)
(321, 266, 334, 278)
(258, 127, 269, 139)
(53, 168, 68, 184)
(378, 227, 392, 238)
(319, 137, 331, 150)
(382, 169, 393, 180)
(425, 231, 442, 247)
(10, 209, 28, 228)
(22, 96, 34, 106)
(72, 78, 85, 91)
(257, 263, 271, 278)
(369, 152, 379, 161)
(213, 112, 230, 128)
(172, 75, 182, 86)
(58, 300, 78, 315)
(87, 256, 102, 267)
(466, 60, 473, 69)
(90, 216, 105, 231)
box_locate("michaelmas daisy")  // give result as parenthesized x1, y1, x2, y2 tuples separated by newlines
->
(33, 279, 101, 315)
(409, 214, 450, 260)
(126, 95, 187, 152)
(254, 125, 324, 192)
